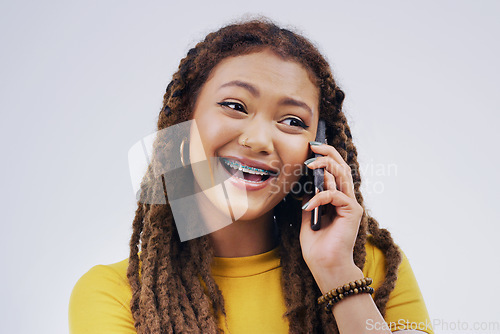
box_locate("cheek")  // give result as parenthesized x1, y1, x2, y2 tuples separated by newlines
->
(195, 111, 218, 139)
(192, 110, 232, 155)
(277, 140, 310, 181)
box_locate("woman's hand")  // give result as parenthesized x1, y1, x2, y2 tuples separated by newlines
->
(299, 142, 365, 293)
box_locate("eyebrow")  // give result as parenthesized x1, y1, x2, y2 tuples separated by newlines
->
(279, 97, 312, 116)
(219, 80, 260, 97)
(219, 80, 313, 116)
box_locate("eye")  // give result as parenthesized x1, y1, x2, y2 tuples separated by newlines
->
(217, 101, 247, 113)
(280, 117, 309, 129)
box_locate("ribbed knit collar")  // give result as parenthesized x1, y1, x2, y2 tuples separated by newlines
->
(211, 246, 281, 278)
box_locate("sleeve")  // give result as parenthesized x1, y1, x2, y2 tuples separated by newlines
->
(364, 241, 434, 334)
(68, 265, 137, 334)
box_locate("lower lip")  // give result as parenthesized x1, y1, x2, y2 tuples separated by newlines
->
(219, 159, 276, 191)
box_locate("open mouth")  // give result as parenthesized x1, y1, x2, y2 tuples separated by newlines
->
(220, 158, 277, 183)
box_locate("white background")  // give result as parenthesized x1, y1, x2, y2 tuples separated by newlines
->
(1, 1, 499, 333)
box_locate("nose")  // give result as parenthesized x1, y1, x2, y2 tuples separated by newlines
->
(239, 118, 274, 154)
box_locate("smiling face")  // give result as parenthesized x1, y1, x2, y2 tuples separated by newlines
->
(189, 49, 320, 222)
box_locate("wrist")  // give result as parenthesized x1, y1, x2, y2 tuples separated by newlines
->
(312, 263, 364, 295)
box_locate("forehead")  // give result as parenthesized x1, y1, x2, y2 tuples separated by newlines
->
(203, 49, 319, 100)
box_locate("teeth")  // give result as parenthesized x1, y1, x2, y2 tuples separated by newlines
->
(221, 158, 271, 175)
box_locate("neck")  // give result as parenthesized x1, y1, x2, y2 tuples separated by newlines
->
(209, 211, 278, 257)
(191, 178, 279, 257)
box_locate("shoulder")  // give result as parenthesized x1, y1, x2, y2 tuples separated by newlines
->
(362, 235, 418, 292)
(69, 257, 136, 334)
(363, 235, 390, 288)
(362, 236, 434, 334)
(70, 258, 130, 297)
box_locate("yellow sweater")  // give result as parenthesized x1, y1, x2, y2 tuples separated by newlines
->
(69, 239, 433, 333)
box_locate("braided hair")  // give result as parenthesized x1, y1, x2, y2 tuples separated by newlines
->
(127, 18, 402, 334)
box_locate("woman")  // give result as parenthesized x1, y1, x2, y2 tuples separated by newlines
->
(69, 19, 433, 334)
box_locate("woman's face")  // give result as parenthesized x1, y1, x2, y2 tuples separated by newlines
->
(189, 49, 319, 222)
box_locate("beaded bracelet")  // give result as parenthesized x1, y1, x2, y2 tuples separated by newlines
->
(317, 277, 374, 312)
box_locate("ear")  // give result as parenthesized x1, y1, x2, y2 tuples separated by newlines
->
(334, 88, 345, 107)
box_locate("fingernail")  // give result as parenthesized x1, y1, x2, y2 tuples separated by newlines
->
(304, 157, 317, 166)
(301, 202, 310, 210)
(309, 141, 323, 146)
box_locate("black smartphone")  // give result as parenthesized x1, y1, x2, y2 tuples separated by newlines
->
(311, 118, 326, 231)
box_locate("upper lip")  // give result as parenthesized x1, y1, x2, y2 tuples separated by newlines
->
(220, 156, 280, 176)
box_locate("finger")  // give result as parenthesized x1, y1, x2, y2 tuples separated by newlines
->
(310, 143, 356, 197)
(306, 156, 355, 199)
(301, 193, 312, 208)
(310, 142, 351, 171)
(324, 169, 337, 191)
(302, 189, 362, 216)
(300, 193, 314, 228)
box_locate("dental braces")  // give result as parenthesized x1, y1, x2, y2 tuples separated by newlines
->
(221, 158, 271, 176)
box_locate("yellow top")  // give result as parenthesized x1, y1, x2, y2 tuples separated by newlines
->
(69, 239, 434, 333)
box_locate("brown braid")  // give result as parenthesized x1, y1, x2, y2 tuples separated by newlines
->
(127, 18, 402, 333)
